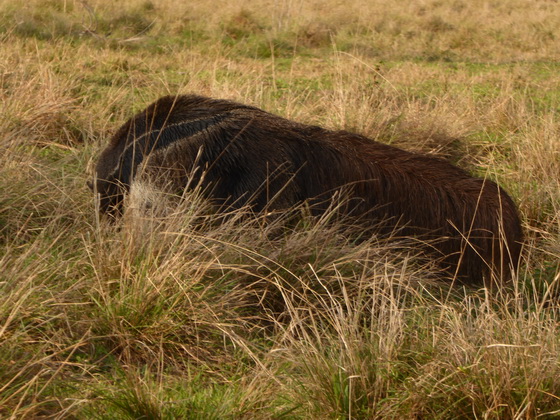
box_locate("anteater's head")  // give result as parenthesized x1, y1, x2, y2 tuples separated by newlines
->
(88, 145, 126, 219)
(88, 116, 137, 219)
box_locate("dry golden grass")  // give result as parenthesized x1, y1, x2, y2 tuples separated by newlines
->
(1, 0, 559, 418)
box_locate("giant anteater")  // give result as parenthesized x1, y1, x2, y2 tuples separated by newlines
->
(92, 94, 523, 285)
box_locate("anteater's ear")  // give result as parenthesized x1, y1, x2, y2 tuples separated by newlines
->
(86, 180, 94, 191)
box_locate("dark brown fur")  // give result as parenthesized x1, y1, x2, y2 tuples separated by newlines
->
(93, 94, 523, 285)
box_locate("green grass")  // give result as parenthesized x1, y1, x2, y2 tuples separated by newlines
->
(1, 0, 560, 418)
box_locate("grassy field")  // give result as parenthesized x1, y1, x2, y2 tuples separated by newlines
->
(1, 0, 560, 418)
